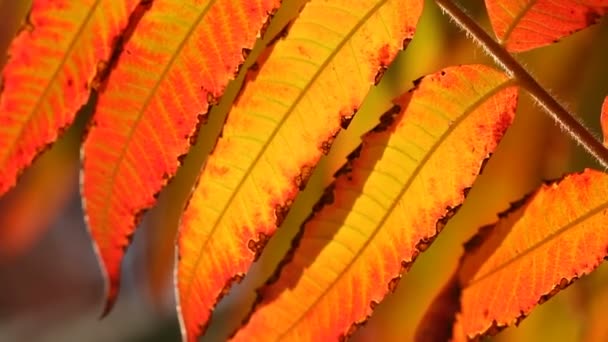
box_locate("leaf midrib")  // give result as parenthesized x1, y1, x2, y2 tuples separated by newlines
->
(277, 78, 516, 340)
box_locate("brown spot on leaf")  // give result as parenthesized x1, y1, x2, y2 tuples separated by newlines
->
(478, 153, 492, 175)
(275, 200, 292, 226)
(514, 311, 526, 326)
(340, 319, 368, 341)
(416, 237, 433, 252)
(320, 129, 339, 155)
(465, 320, 508, 341)
(294, 164, 314, 190)
(402, 37, 412, 50)
(388, 275, 401, 293)
(374, 65, 387, 85)
(241, 48, 252, 60)
(539, 277, 577, 305)
(248, 233, 270, 261)
(206, 92, 219, 106)
(334, 145, 362, 179)
(412, 75, 424, 88)
(312, 184, 336, 213)
(372, 105, 401, 133)
(187, 112, 208, 146)
(340, 111, 355, 129)
(436, 204, 461, 234)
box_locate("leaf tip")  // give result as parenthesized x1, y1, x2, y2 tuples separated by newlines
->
(99, 269, 120, 319)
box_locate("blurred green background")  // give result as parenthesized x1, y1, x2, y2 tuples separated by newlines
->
(1, 0, 607, 341)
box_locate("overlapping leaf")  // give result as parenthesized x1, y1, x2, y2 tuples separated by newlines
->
(176, 0, 423, 340)
(485, 0, 608, 52)
(81, 0, 281, 315)
(0, 0, 140, 196)
(229, 65, 518, 341)
(419, 97, 608, 341)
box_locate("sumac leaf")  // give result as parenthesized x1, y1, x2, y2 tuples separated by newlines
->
(418, 96, 608, 341)
(231, 64, 518, 341)
(176, 0, 423, 340)
(82, 0, 281, 316)
(442, 169, 608, 341)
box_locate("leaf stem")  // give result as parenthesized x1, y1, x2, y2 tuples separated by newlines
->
(434, 0, 608, 169)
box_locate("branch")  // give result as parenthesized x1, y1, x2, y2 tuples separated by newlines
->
(434, 0, 608, 169)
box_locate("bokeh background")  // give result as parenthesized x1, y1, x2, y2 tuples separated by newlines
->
(1, 0, 607, 341)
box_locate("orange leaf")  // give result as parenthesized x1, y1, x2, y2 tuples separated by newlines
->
(175, 0, 423, 340)
(230, 64, 517, 341)
(81, 0, 281, 315)
(0, 0, 141, 196)
(420, 168, 608, 341)
(485, 0, 608, 52)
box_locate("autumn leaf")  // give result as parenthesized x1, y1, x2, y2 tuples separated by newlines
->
(81, 0, 281, 315)
(228, 64, 518, 341)
(415, 96, 608, 341)
(446, 169, 608, 341)
(0, 0, 141, 196)
(485, 0, 608, 52)
(175, 0, 423, 340)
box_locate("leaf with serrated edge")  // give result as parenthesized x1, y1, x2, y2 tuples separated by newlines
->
(485, 0, 608, 52)
(444, 169, 608, 341)
(418, 97, 608, 341)
(417, 97, 608, 341)
(230, 64, 517, 341)
(0, 0, 140, 196)
(82, 0, 281, 316)
(176, 0, 423, 340)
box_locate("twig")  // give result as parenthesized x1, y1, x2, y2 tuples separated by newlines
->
(434, 0, 608, 169)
